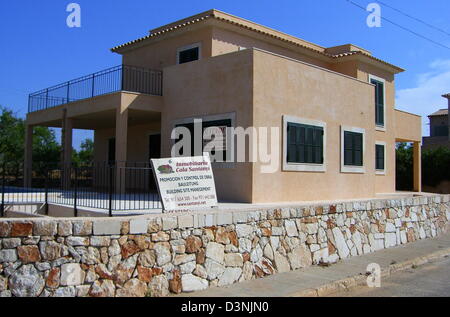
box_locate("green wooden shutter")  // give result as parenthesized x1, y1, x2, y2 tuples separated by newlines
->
(376, 144, 385, 170)
(344, 131, 353, 165)
(287, 124, 297, 163)
(354, 133, 363, 166)
(372, 79, 385, 126)
(344, 131, 363, 166)
(287, 122, 323, 164)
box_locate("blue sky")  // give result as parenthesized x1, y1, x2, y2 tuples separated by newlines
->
(0, 0, 449, 149)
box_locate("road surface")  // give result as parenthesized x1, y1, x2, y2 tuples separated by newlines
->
(328, 256, 450, 297)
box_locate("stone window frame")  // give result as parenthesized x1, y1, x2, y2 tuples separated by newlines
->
(340, 125, 366, 174)
(282, 115, 327, 172)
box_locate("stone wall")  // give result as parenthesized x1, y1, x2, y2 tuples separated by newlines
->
(0, 195, 449, 297)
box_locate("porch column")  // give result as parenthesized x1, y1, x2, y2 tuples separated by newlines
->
(24, 124, 33, 187)
(61, 109, 73, 165)
(413, 141, 422, 192)
(115, 107, 128, 194)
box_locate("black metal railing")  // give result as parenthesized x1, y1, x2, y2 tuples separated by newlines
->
(0, 162, 162, 217)
(28, 65, 163, 113)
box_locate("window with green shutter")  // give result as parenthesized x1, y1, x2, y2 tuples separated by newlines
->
(376, 144, 385, 170)
(343, 131, 363, 166)
(371, 78, 385, 127)
(287, 122, 324, 164)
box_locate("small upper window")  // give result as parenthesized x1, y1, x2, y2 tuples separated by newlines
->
(177, 44, 200, 64)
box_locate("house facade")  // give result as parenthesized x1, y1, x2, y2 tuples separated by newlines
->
(25, 9, 422, 204)
(422, 94, 450, 151)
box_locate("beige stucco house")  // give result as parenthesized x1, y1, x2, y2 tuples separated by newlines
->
(25, 9, 422, 204)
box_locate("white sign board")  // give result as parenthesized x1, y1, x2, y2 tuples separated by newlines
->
(151, 154, 218, 211)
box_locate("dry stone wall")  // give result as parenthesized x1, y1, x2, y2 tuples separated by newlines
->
(0, 195, 449, 297)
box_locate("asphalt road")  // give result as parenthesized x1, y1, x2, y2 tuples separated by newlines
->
(329, 256, 450, 297)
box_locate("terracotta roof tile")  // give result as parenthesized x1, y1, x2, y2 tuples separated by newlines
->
(110, 9, 403, 73)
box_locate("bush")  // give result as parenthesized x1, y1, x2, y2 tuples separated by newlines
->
(396, 143, 413, 191)
(396, 143, 450, 190)
(422, 147, 450, 187)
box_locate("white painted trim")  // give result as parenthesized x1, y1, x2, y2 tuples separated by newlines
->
(282, 115, 327, 172)
(340, 125, 366, 174)
(375, 141, 387, 175)
(368, 74, 386, 130)
(171, 112, 236, 168)
(176, 42, 202, 64)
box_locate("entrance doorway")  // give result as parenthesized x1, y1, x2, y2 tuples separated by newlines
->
(108, 138, 116, 164)
(148, 134, 161, 190)
(149, 134, 161, 160)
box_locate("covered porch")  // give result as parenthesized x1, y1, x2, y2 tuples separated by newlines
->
(394, 109, 423, 192)
(24, 91, 163, 190)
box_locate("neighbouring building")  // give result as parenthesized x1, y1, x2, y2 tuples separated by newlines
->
(24, 9, 422, 204)
(423, 94, 450, 151)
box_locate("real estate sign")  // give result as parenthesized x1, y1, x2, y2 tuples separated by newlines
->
(151, 154, 218, 211)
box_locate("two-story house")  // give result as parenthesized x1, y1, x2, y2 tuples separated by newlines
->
(423, 94, 450, 151)
(25, 9, 422, 204)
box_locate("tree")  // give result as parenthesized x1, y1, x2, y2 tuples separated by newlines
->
(0, 106, 61, 175)
(0, 106, 25, 170)
(72, 138, 94, 166)
(422, 147, 450, 187)
(32, 126, 61, 173)
(395, 142, 413, 191)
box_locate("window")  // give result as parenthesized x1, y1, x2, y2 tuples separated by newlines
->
(344, 131, 363, 166)
(177, 43, 201, 64)
(341, 126, 365, 173)
(375, 142, 386, 174)
(175, 118, 232, 162)
(283, 115, 326, 172)
(287, 123, 323, 164)
(369, 75, 385, 128)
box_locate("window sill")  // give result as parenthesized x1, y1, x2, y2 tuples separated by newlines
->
(283, 162, 326, 172)
(375, 125, 386, 132)
(375, 170, 386, 175)
(341, 166, 365, 174)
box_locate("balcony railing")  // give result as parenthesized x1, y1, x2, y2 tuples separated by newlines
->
(28, 65, 163, 113)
